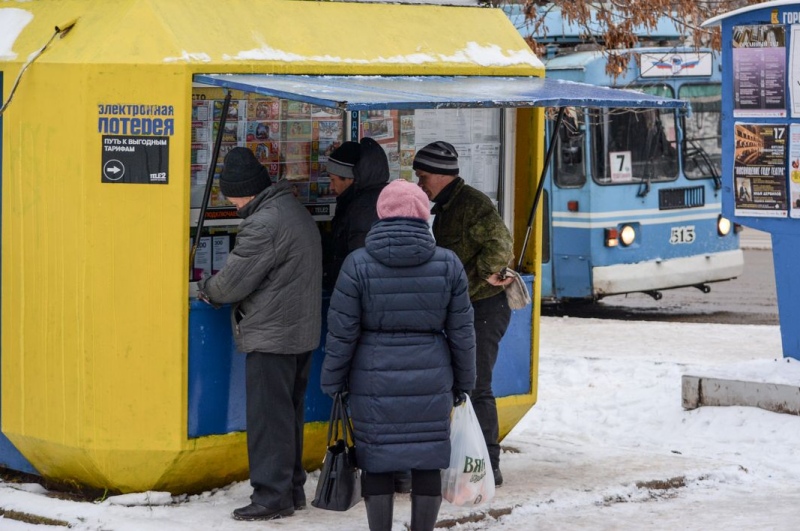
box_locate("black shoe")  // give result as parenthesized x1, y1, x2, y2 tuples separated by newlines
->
(493, 468, 503, 487)
(232, 503, 294, 521)
(394, 470, 412, 494)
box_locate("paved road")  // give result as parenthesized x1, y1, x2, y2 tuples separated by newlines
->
(738, 226, 772, 250)
(543, 227, 779, 325)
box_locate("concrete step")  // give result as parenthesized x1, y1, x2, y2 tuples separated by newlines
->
(682, 374, 800, 416)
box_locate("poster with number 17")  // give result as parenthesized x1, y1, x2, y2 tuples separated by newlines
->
(733, 123, 788, 218)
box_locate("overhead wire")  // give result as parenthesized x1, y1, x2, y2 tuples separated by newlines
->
(0, 20, 77, 117)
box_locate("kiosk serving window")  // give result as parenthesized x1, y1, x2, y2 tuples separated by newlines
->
(190, 88, 505, 212)
(188, 87, 506, 281)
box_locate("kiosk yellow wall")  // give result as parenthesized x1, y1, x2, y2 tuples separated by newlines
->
(1, 0, 543, 493)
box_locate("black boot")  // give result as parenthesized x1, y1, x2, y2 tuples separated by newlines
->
(493, 467, 503, 487)
(410, 494, 442, 531)
(365, 494, 394, 531)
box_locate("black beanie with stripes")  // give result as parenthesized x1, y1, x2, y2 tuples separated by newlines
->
(412, 141, 459, 176)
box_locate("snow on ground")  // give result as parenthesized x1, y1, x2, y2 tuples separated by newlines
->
(2, 316, 799, 530)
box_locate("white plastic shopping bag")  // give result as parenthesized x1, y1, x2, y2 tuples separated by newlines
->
(441, 395, 495, 506)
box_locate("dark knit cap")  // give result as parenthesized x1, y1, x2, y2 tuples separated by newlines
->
(220, 147, 271, 198)
(412, 141, 459, 176)
(327, 141, 361, 179)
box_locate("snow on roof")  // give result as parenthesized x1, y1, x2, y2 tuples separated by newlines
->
(212, 41, 543, 68)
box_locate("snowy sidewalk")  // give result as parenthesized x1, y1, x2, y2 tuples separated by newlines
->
(2, 317, 800, 530)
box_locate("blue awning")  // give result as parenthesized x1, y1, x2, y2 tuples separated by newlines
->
(193, 74, 688, 110)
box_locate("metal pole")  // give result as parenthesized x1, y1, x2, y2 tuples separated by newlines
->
(516, 106, 566, 271)
(190, 90, 232, 281)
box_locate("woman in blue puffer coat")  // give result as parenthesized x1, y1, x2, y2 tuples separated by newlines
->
(322, 178, 476, 531)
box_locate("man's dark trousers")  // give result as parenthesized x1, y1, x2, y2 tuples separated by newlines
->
(471, 291, 511, 470)
(245, 351, 312, 511)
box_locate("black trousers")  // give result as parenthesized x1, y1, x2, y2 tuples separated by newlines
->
(245, 351, 312, 510)
(471, 291, 511, 470)
(362, 469, 441, 497)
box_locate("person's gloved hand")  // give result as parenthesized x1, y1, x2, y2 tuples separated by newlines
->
(453, 389, 466, 407)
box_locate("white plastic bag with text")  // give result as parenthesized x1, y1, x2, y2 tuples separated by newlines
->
(441, 395, 495, 506)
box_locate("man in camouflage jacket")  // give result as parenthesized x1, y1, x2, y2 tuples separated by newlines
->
(413, 140, 514, 487)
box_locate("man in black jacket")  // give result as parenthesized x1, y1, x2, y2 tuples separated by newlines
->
(325, 138, 389, 290)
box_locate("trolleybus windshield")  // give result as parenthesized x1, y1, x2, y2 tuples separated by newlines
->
(592, 85, 679, 185)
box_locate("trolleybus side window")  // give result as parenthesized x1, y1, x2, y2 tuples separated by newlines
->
(680, 83, 722, 180)
(553, 107, 586, 188)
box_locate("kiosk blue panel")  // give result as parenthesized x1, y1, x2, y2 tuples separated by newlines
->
(493, 275, 534, 396)
(0, 425, 38, 474)
(188, 298, 331, 438)
(304, 297, 334, 423)
(187, 300, 246, 437)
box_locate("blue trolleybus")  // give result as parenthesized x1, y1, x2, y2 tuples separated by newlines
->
(507, 6, 744, 303)
(538, 47, 744, 302)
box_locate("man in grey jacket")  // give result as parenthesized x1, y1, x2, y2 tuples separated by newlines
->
(197, 147, 322, 521)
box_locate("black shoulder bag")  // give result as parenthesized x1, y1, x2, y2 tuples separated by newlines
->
(311, 393, 362, 511)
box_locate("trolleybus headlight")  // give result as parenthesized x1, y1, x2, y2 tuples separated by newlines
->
(619, 224, 636, 246)
(717, 215, 732, 236)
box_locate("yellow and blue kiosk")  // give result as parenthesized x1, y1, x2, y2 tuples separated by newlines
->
(1, 0, 685, 494)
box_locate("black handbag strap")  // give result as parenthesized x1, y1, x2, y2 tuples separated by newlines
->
(326, 393, 356, 446)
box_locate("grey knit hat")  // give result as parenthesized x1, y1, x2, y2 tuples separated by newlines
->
(220, 147, 271, 198)
(327, 141, 361, 179)
(412, 141, 459, 176)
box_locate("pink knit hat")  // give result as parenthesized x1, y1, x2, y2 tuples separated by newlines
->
(377, 179, 431, 221)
